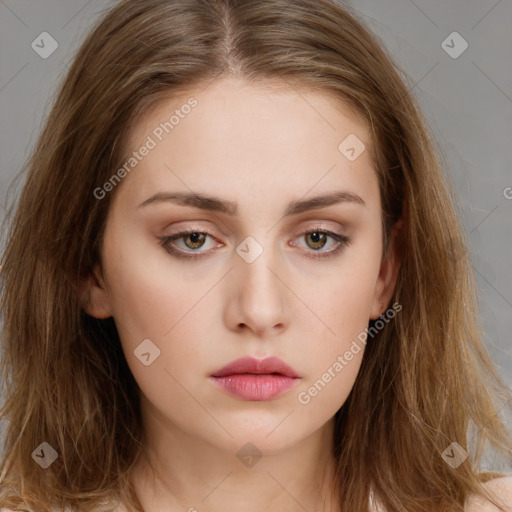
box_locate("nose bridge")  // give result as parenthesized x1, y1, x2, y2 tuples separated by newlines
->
(232, 234, 287, 333)
(237, 235, 281, 300)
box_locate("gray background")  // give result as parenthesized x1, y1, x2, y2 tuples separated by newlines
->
(0, 0, 511, 394)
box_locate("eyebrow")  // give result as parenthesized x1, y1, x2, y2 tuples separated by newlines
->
(138, 190, 365, 216)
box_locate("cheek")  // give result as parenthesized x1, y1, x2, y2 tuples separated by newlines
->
(293, 287, 370, 415)
(292, 244, 381, 407)
(298, 248, 381, 344)
(296, 350, 364, 414)
(102, 245, 211, 419)
(102, 227, 212, 340)
(101, 230, 216, 383)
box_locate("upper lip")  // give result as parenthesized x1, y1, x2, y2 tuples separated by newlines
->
(211, 356, 301, 378)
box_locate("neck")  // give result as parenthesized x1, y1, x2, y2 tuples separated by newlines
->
(130, 396, 340, 512)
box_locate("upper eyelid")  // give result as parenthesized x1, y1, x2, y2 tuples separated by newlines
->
(165, 226, 344, 240)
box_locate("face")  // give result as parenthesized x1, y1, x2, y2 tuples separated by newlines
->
(83, 76, 400, 456)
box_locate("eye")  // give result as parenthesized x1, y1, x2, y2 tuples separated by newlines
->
(159, 229, 220, 260)
(291, 228, 351, 259)
(159, 227, 351, 261)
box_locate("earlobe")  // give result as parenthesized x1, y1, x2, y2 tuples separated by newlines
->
(370, 217, 403, 320)
(79, 264, 113, 319)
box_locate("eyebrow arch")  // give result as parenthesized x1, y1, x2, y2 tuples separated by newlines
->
(138, 190, 365, 216)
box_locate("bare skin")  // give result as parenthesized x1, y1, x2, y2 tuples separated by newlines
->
(82, 76, 402, 512)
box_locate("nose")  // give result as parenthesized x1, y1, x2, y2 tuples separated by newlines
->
(223, 242, 289, 338)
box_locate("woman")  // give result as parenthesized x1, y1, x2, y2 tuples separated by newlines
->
(1, 0, 511, 510)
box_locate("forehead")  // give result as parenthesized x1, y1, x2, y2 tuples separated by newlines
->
(128, 76, 370, 148)
(115, 77, 377, 212)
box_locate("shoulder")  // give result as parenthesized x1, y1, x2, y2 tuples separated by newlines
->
(466, 475, 512, 512)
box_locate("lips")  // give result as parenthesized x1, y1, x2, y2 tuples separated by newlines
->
(210, 356, 301, 379)
(210, 356, 301, 401)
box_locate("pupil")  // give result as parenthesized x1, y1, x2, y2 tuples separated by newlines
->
(185, 232, 204, 249)
(308, 232, 326, 249)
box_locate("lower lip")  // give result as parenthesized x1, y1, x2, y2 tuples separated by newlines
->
(210, 374, 299, 401)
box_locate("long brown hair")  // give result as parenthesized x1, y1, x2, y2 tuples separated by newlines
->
(1, 0, 511, 511)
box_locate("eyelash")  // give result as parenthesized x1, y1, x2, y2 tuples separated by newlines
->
(158, 227, 351, 261)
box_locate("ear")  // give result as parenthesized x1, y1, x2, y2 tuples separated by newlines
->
(369, 217, 403, 320)
(80, 263, 113, 319)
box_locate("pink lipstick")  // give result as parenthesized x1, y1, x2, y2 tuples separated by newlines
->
(210, 356, 301, 401)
